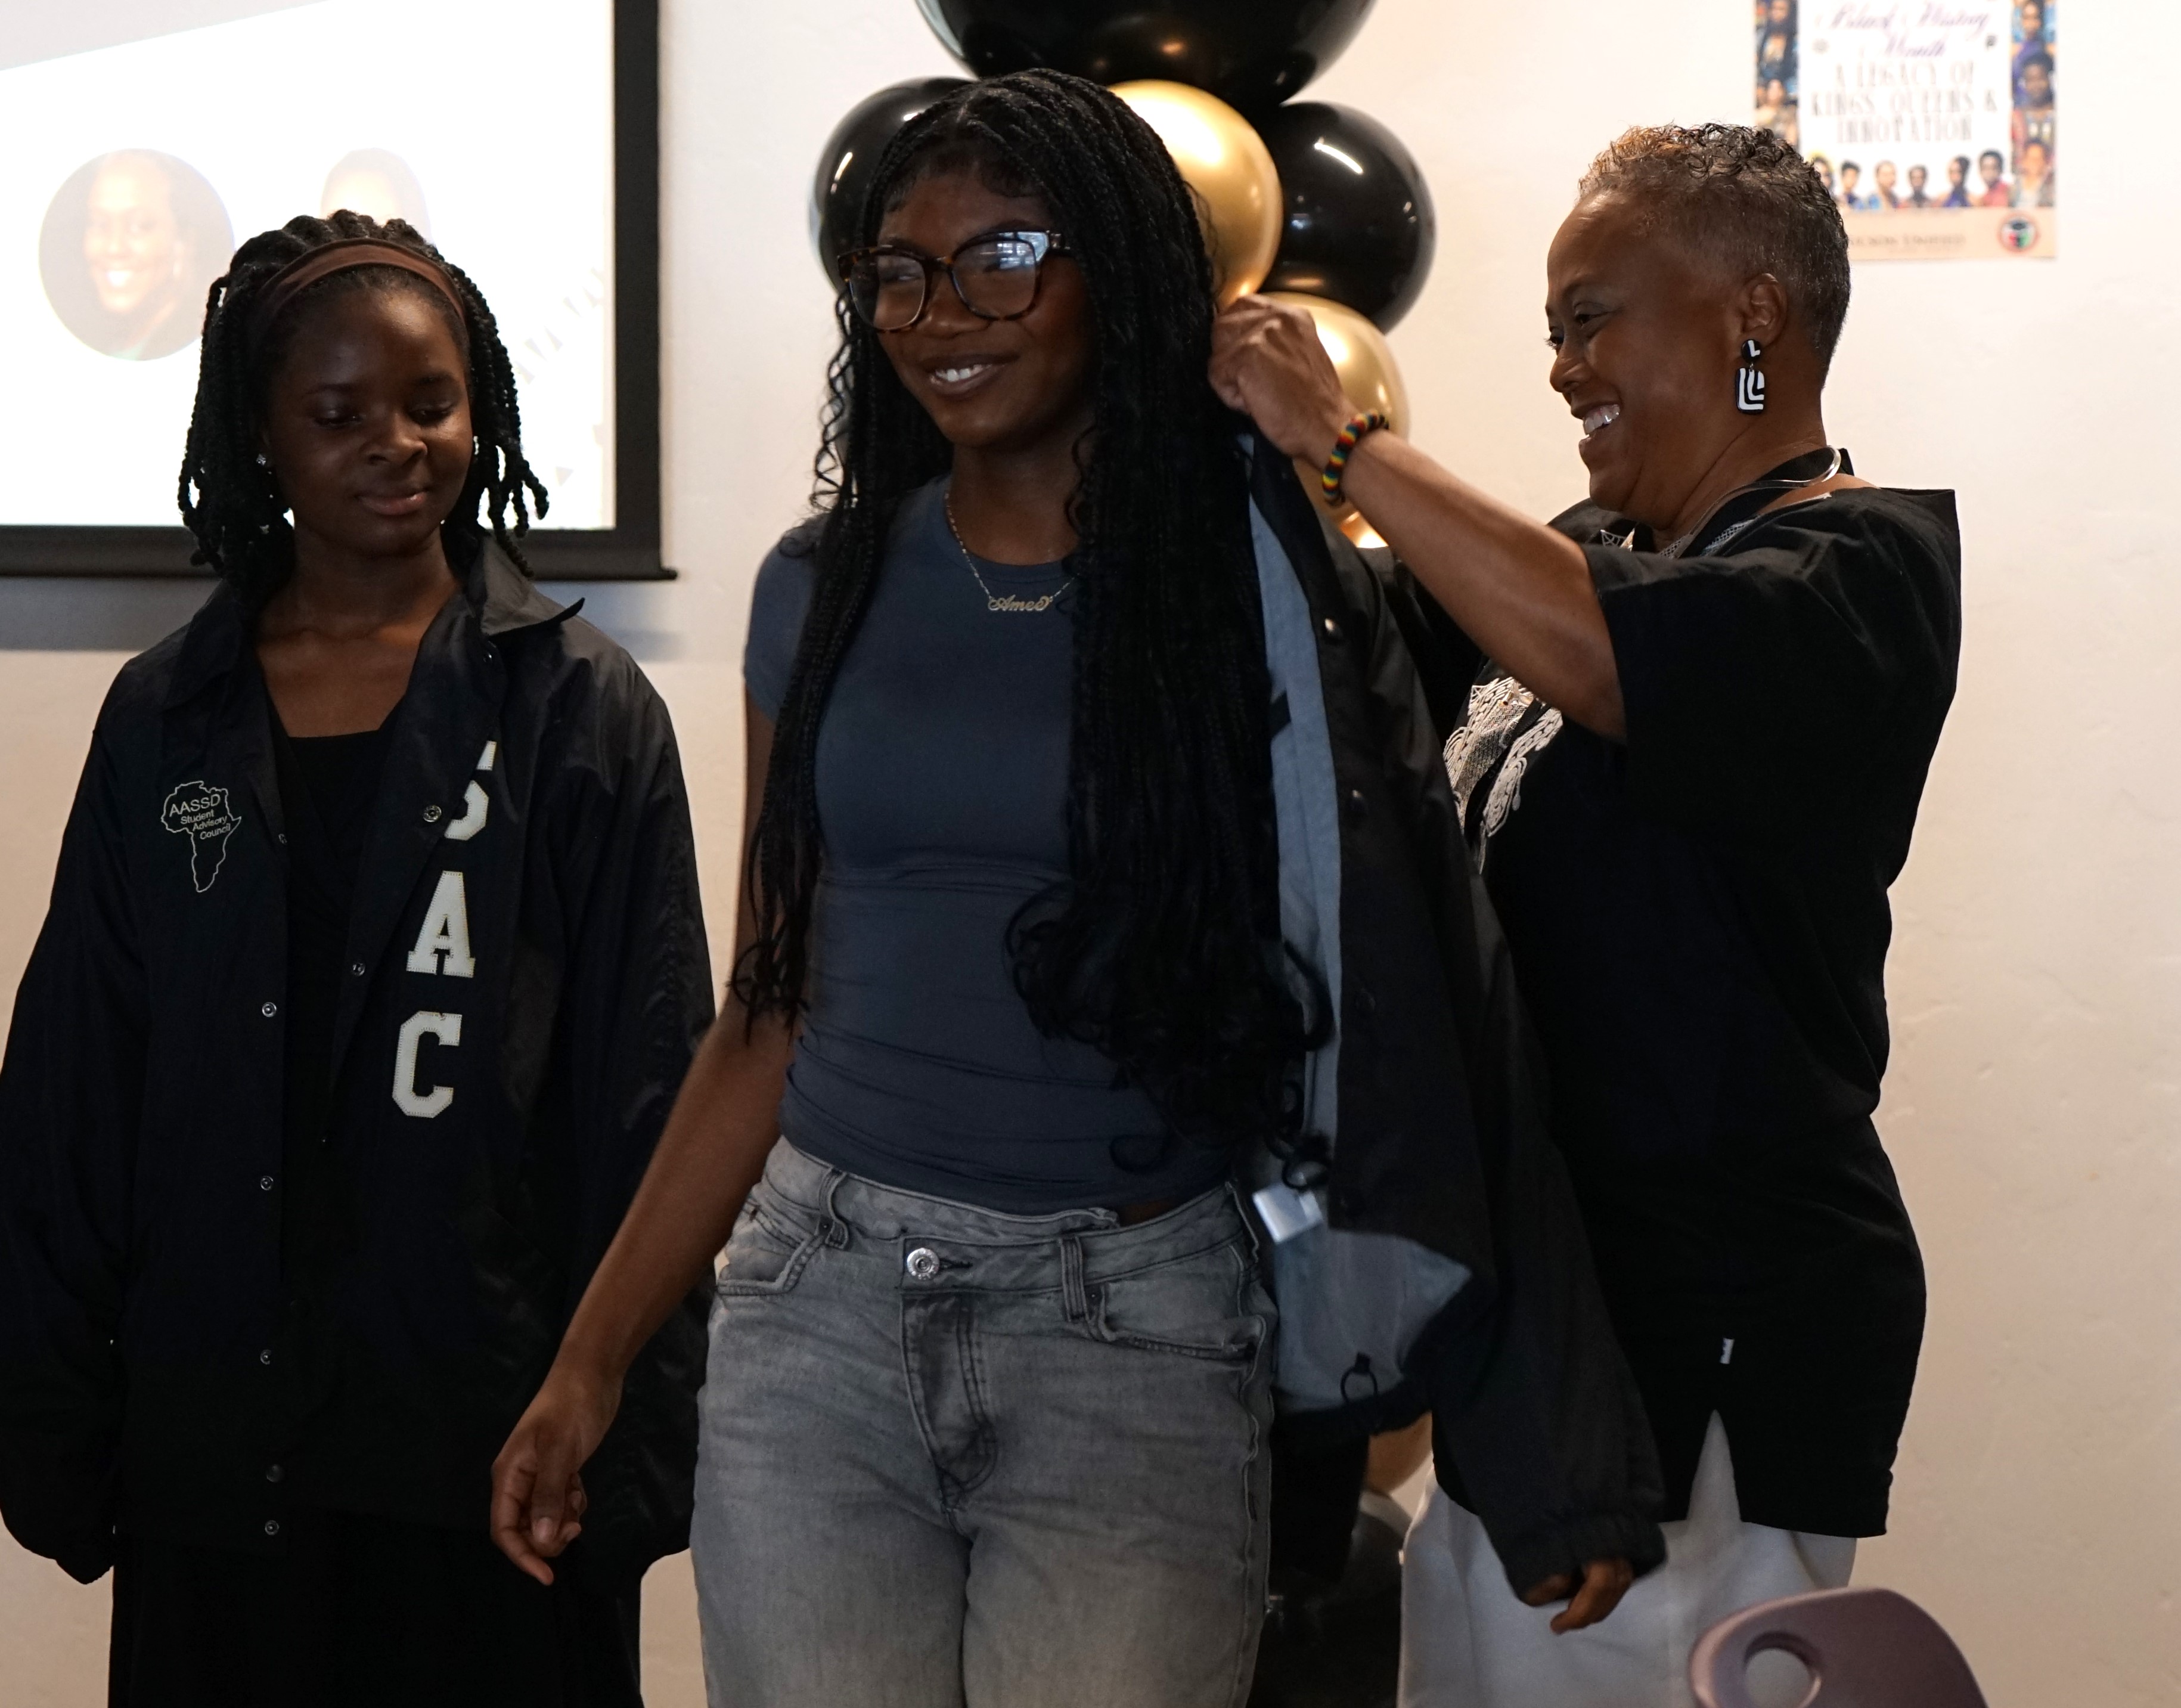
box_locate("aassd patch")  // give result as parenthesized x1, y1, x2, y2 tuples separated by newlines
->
(161, 780, 241, 893)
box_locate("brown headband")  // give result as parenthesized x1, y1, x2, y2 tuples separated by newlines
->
(246, 238, 466, 358)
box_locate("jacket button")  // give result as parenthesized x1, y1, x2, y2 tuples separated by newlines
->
(350, 962, 366, 978)
(1344, 789, 1368, 823)
(277, 832, 288, 846)
(258, 1348, 273, 1366)
(1321, 616, 1343, 643)
(263, 1520, 280, 1537)
(1354, 983, 1378, 1018)
(265, 1464, 284, 1484)
(259, 1176, 274, 1192)
(260, 1001, 278, 1018)
(422, 804, 443, 823)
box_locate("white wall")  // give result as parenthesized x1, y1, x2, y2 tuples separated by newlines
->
(4, 1, 2178, 1704)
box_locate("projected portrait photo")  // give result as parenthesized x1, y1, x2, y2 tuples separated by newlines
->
(38, 150, 234, 362)
(320, 147, 433, 237)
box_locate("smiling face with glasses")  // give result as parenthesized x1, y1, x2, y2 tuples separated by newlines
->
(845, 169, 1096, 564)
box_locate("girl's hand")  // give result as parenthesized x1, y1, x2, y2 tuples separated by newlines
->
(1522, 1555, 1637, 1633)
(1208, 295, 1354, 468)
(490, 1356, 624, 1585)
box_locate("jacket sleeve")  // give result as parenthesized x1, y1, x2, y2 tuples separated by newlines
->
(1341, 541, 1669, 1594)
(1419, 913, 1668, 1592)
(0, 728, 145, 1583)
(546, 660, 716, 1583)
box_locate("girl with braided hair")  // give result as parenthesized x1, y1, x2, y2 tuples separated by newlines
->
(495, 72, 1659, 1706)
(0, 212, 713, 1704)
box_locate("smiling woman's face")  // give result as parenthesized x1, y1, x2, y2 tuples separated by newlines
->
(259, 286, 473, 561)
(873, 169, 1095, 455)
(83, 157, 179, 317)
(1545, 194, 1743, 528)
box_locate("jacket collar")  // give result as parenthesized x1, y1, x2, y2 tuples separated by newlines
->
(162, 538, 573, 712)
(470, 538, 579, 637)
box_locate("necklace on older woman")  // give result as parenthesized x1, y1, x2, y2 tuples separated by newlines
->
(1659, 447, 1847, 559)
(944, 486, 1075, 614)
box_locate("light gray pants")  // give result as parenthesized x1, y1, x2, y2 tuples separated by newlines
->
(1400, 1414, 1857, 1708)
(691, 1139, 1276, 1708)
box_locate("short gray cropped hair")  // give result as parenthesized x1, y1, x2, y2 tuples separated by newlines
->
(1579, 123, 1851, 374)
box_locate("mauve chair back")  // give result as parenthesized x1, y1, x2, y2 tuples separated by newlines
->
(1689, 1586, 1988, 1708)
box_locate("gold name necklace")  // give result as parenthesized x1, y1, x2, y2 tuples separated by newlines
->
(944, 486, 1075, 615)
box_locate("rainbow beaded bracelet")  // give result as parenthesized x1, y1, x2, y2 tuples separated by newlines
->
(1320, 410, 1391, 505)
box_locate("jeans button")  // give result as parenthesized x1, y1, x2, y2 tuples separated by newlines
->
(905, 1247, 941, 1281)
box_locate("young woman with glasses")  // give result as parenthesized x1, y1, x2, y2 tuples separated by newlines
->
(491, 71, 1661, 1707)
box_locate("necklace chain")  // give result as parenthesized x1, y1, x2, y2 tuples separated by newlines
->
(1659, 448, 1846, 559)
(944, 487, 1074, 614)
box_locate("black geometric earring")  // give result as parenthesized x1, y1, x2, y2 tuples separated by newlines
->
(1736, 339, 1767, 414)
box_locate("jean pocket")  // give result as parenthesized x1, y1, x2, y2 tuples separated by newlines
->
(715, 1194, 822, 1298)
(1090, 1241, 1270, 1363)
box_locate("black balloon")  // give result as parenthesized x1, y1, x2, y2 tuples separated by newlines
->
(1258, 103, 1436, 331)
(914, 0, 1377, 113)
(811, 77, 971, 280)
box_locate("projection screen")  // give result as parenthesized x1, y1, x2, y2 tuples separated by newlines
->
(0, 0, 663, 577)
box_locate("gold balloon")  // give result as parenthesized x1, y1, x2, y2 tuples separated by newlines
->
(1111, 79, 1280, 306)
(1262, 292, 1410, 536)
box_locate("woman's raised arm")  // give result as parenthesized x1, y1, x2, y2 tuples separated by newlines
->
(1208, 295, 1625, 739)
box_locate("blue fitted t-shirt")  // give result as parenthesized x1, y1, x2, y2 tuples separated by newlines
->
(743, 479, 1223, 1213)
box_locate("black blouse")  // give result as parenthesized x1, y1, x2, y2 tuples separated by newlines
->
(1448, 452, 1962, 1535)
(269, 709, 396, 1509)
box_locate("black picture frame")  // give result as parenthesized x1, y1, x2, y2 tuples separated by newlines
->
(0, 0, 668, 582)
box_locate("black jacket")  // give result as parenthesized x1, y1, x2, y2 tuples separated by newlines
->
(1246, 442, 1666, 1591)
(0, 547, 712, 1586)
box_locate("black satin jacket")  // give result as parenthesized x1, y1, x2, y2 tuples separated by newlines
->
(1247, 440, 1667, 1592)
(0, 547, 712, 1585)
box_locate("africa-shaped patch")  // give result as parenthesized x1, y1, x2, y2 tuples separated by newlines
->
(161, 780, 241, 893)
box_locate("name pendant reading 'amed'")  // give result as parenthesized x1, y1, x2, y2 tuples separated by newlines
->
(983, 588, 1062, 613)
(944, 485, 1074, 615)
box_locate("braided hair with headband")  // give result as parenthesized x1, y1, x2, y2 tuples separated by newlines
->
(744, 71, 1314, 1154)
(178, 210, 547, 607)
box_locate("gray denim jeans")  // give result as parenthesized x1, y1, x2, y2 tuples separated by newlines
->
(690, 1138, 1275, 1708)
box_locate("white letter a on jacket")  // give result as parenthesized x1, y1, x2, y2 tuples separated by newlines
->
(406, 871, 476, 978)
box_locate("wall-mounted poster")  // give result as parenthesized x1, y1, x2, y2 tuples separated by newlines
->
(0, 0, 663, 578)
(1755, 1, 2057, 262)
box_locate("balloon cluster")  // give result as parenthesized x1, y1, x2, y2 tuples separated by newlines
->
(809, 1, 1434, 538)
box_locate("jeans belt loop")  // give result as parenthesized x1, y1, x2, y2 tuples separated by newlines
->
(1059, 1232, 1090, 1323)
(1227, 1181, 1265, 1263)
(818, 1170, 852, 1249)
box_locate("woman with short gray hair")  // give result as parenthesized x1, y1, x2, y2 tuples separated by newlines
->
(1215, 123, 1960, 1706)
